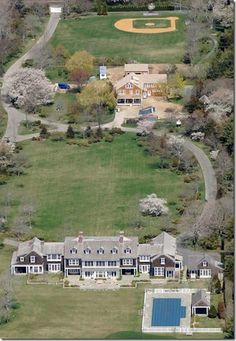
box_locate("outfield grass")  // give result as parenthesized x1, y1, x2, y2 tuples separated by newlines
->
(0, 133, 203, 241)
(50, 12, 186, 64)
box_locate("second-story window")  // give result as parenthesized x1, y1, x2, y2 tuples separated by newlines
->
(203, 261, 207, 267)
(124, 247, 131, 254)
(111, 247, 118, 254)
(84, 247, 91, 254)
(160, 257, 165, 265)
(20, 257, 24, 262)
(30, 256, 35, 263)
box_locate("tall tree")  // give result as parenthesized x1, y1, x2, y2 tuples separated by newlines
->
(77, 80, 116, 127)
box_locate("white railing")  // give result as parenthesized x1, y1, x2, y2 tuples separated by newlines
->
(142, 327, 222, 333)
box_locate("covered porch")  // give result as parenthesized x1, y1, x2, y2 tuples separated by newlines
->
(117, 97, 141, 106)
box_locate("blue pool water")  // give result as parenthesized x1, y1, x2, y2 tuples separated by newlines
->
(151, 298, 186, 327)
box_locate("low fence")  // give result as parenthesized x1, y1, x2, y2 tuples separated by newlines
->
(142, 326, 223, 334)
(148, 288, 200, 294)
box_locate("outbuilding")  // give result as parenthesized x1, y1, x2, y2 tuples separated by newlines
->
(191, 290, 210, 316)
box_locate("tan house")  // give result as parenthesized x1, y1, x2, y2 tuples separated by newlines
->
(115, 64, 167, 106)
(124, 63, 149, 76)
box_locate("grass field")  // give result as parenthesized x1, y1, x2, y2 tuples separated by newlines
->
(133, 19, 170, 29)
(50, 12, 186, 64)
(0, 133, 203, 241)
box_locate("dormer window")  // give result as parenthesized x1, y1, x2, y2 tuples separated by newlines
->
(111, 247, 118, 254)
(203, 261, 207, 267)
(30, 256, 35, 263)
(20, 257, 24, 262)
(84, 247, 91, 254)
(124, 247, 131, 254)
(160, 257, 165, 265)
(97, 247, 104, 254)
(70, 247, 77, 254)
(126, 83, 133, 89)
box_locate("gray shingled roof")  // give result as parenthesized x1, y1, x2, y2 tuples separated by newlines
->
(178, 248, 223, 270)
(64, 235, 138, 260)
(16, 237, 43, 257)
(192, 290, 210, 307)
(43, 242, 64, 254)
(138, 232, 182, 261)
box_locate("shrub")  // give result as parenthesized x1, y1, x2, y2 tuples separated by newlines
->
(208, 305, 217, 318)
(66, 125, 75, 139)
(218, 301, 226, 319)
(50, 132, 65, 142)
(110, 127, 124, 135)
(22, 59, 34, 67)
(155, 158, 170, 169)
(104, 134, 114, 143)
(77, 139, 89, 147)
(64, 280, 69, 287)
(39, 126, 49, 139)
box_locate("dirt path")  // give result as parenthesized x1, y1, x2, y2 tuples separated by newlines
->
(114, 17, 179, 34)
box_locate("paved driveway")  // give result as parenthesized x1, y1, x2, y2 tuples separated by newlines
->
(1, 13, 63, 143)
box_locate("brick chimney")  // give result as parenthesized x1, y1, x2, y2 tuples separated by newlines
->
(119, 231, 124, 243)
(78, 231, 84, 243)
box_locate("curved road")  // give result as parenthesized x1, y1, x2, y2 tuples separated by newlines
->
(1, 12, 67, 143)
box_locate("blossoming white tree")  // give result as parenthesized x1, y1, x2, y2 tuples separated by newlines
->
(5, 67, 54, 111)
(139, 194, 169, 216)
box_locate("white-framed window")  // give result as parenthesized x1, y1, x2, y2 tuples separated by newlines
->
(139, 255, 150, 262)
(84, 261, 93, 267)
(47, 254, 61, 261)
(139, 265, 150, 273)
(111, 247, 118, 254)
(160, 257, 165, 265)
(30, 256, 35, 263)
(97, 247, 104, 254)
(84, 247, 91, 254)
(70, 247, 77, 254)
(124, 247, 131, 254)
(108, 261, 117, 267)
(48, 263, 61, 272)
(68, 259, 79, 266)
(154, 267, 164, 276)
(84, 271, 93, 278)
(126, 83, 133, 89)
(20, 257, 24, 262)
(123, 258, 133, 265)
(200, 269, 211, 277)
(202, 261, 207, 267)
(136, 90, 140, 95)
(96, 261, 105, 267)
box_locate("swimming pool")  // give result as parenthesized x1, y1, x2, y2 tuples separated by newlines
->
(151, 298, 186, 327)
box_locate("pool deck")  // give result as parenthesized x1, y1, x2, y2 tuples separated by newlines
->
(142, 288, 193, 333)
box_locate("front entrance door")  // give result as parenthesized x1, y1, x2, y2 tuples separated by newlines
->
(166, 270, 173, 278)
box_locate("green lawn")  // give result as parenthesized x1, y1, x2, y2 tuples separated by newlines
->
(0, 133, 203, 241)
(49, 12, 186, 64)
(37, 92, 115, 125)
(133, 19, 170, 29)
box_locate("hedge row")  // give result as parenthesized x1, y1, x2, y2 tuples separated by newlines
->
(107, 5, 174, 11)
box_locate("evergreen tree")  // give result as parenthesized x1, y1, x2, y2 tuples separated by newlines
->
(208, 305, 217, 318)
(66, 125, 75, 139)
